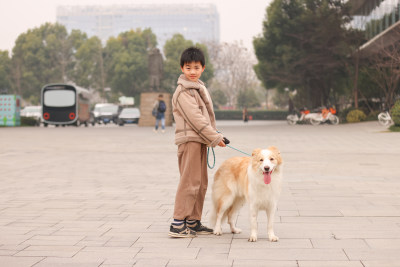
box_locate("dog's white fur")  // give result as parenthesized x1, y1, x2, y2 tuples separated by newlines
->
(209, 146, 283, 242)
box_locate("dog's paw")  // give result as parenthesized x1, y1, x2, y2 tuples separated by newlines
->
(268, 235, 279, 242)
(231, 227, 242, 234)
(213, 228, 223, 236)
(248, 235, 258, 242)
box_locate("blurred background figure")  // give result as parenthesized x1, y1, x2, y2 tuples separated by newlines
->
(242, 107, 248, 123)
(153, 94, 166, 133)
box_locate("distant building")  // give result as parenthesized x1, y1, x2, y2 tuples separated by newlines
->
(56, 4, 220, 50)
(349, 0, 400, 53)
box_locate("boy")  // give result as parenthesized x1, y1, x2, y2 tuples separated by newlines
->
(169, 47, 226, 238)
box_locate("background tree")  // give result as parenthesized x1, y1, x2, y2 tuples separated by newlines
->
(210, 87, 227, 109)
(71, 36, 106, 93)
(0, 50, 12, 93)
(361, 30, 400, 109)
(104, 28, 157, 97)
(208, 41, 260, 107)
(254, 0, 363, 108)
(237, 88, 260, 108)
(12, 23, 72, 103)
(162, 34, 214, 93)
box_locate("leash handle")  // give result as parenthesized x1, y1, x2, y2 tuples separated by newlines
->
(207, 147, 216, 169)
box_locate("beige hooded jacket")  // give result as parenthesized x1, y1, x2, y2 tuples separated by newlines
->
(172, 74, 223, 147)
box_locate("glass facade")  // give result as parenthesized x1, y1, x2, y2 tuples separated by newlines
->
(351, 0, 400, 39)
(56, 4, 220, 50)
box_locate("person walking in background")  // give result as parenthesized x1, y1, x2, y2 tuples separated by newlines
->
(153, 94, 166, 133)
(242, 107, 249, 123)
(169, 47, 227, 238)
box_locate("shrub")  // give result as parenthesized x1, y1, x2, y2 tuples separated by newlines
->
(391, 100, 400, 126)
(389, 125, 400, 132)
(366, 110, 380, 121)
(20, 116, 38, 126)
(338, 107, 355, 123)
(346, 109, 367, 123)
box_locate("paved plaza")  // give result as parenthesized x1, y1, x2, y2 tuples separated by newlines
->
(0, 121, 400, 267)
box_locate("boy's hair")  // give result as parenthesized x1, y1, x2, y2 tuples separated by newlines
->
(180, 47, 205, 67)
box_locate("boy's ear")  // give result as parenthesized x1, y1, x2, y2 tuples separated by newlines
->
(202, 65, 206, 72)
(181, 66, 184, 73)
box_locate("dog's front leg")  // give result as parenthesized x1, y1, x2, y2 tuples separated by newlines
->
(248, 205, 258, 242)
(266, 203, 279, 242)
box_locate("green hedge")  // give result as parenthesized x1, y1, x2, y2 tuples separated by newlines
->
(346, 109, 367, 123)
(215, 110, 288, 120)
(21, 116, 38, 126)
(391, 100, 400, 126)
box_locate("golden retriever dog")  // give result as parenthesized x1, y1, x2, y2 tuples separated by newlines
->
(209, 146, 283, 242)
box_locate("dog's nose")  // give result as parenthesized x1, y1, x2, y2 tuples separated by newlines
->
(264, 166, 270, 172)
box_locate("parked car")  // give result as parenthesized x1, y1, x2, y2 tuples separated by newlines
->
(93, 103, 121, 125)
(118, 108, 140, 126)
(20, 106, 42, 126)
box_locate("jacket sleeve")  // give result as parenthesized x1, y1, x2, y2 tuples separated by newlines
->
(176, 89, 223, 147)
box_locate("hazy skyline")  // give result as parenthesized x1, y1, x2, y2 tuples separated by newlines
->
(0, 0, 271, 53)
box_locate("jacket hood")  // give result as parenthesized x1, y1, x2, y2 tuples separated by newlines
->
(177, 74, 205, 90)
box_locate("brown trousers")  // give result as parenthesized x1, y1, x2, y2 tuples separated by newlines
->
(173, 142, 208, 221)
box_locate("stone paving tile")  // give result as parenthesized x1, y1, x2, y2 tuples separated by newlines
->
(135, 246, 199, 260)
(14, 245, 84, 258)
(364, 238, 400, 248)
(310, 239, 369, 249)
(231, 238, 312, 249)
(0, 256, 44, 267)
(362, 260, 400, 267)
(229, 248, 348, 261)
(168, 259, 233, 267)
(33, 257, 103, 267)
(196, 247, 230, 260)
(232, 260, 297, 266)
(344, 248, 400, 261)
(298, 261, 364, 267)
(132, 258, 169, 267)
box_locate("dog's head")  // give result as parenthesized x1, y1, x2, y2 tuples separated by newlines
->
(251, 146, 283, 184)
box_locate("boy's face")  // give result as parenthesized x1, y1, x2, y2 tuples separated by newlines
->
(181, 61, 205, 82)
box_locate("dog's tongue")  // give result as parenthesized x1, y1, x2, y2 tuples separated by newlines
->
(263, 172, 272, 184)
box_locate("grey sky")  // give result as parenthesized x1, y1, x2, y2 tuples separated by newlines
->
(0, 0, 271, 53)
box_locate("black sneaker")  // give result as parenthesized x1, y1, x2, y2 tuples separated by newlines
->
(187, 220, 213, 235)
(168, 223, 197, 238)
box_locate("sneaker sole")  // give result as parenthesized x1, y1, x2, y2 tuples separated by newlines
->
(196, 231, 213, 235)
(168, 232, 197, 238)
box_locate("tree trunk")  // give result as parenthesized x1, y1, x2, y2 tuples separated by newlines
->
(353, 49, 360, 108)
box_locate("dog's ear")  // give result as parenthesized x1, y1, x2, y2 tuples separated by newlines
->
(252, 148, 262, 157)
(269, 146, 283, 164)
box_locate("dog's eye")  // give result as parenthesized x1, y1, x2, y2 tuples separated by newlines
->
(259, 159, 263, 162)
(270, 158, 274, 161)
